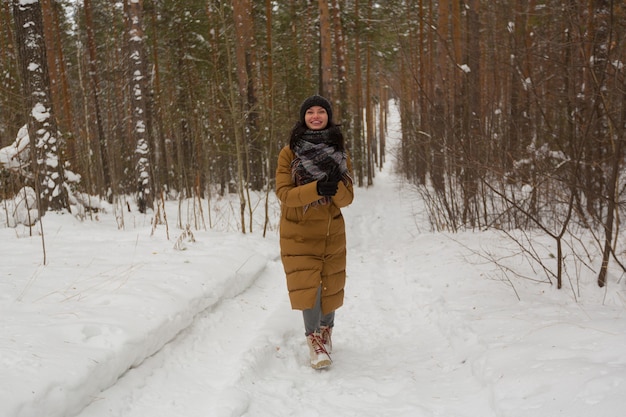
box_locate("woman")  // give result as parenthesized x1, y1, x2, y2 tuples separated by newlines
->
(275, 95, 354, 369)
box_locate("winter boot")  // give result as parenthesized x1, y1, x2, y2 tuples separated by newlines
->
(320, 325, 333, 354)
(306, 332, 331, 369)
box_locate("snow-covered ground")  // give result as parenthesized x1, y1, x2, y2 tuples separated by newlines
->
(2, 107, 625, 417)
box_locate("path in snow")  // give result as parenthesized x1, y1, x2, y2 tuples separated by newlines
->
(75, 158, 497, 417)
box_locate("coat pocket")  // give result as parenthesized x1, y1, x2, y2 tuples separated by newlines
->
(283, 206, 302, 222)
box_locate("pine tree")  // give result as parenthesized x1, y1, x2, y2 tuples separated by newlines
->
(12, 0, 67, 212)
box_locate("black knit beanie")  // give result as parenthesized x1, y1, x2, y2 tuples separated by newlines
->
(299, 95, 333, 123)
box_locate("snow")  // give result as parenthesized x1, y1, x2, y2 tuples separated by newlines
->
(31, 103, 50, 122)
(1, 105, 625, 417)
(0, 125, 30, 170)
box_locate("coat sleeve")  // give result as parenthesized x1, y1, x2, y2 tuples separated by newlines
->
(275, 146, 323, 208)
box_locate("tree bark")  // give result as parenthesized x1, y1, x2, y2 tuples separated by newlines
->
(318, 0, 332, 98)
(84, 0, 112, 198)
(125, 0, 152, 213)
(364, 0, 374, 186)
(331, 0, 347, 123)
(352, 0, 363, 186)
(12, 0, 67, 212)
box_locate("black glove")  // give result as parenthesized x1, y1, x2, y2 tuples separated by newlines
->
(317, 180, 339, 197)
(326, 167, 343, 183)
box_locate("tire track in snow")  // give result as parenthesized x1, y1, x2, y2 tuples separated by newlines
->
(74, 257, 294, 417)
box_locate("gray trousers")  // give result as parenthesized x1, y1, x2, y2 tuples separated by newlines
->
(303, 286, 335, 336)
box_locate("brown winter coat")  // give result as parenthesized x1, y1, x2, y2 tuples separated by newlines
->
(276, 145, 354, 314)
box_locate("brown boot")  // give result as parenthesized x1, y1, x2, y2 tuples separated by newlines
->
(306, 332, 331, 369)
(320, 325, 333, 354)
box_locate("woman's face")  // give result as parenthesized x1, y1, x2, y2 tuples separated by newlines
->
(304, 106, 329, 130)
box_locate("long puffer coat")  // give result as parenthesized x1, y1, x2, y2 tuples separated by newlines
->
(275, 145, 354, 314)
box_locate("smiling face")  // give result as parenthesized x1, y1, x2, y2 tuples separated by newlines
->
(304, 106, 329, 130)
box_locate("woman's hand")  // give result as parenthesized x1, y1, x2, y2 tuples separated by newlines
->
(317, 180, 339, 196)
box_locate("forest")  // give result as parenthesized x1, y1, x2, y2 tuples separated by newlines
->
(1, 1, 625, 288)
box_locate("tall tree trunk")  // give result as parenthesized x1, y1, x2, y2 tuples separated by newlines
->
(364, 0, 374, 186)
(318, 0, 332, 98)
(12, 0, 67, 212)
(352, 0, 364, 186)
(84, 0, 112, 199)
(431, 0, 449, 192)
(378, 83, 386, 170)
(331, 0, 347, 123)
(233, 0, 261, 199)
(507, 0, 530, 172)
(231, 0, 254, 232)
(411, 0, 425, 184)
(40, 0, 75, 166)
(461, 0, 482, 226)
(148, 4, 167, 194)
(125, 0, 152, 213)
(596, 0, 621, 287)
(52, 5, 76, 170)
(0, 1, 22, 147)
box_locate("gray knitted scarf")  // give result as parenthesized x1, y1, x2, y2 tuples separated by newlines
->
(291, 129, 351, 211)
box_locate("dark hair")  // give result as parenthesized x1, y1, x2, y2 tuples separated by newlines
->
(289, 121, 345, 151)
